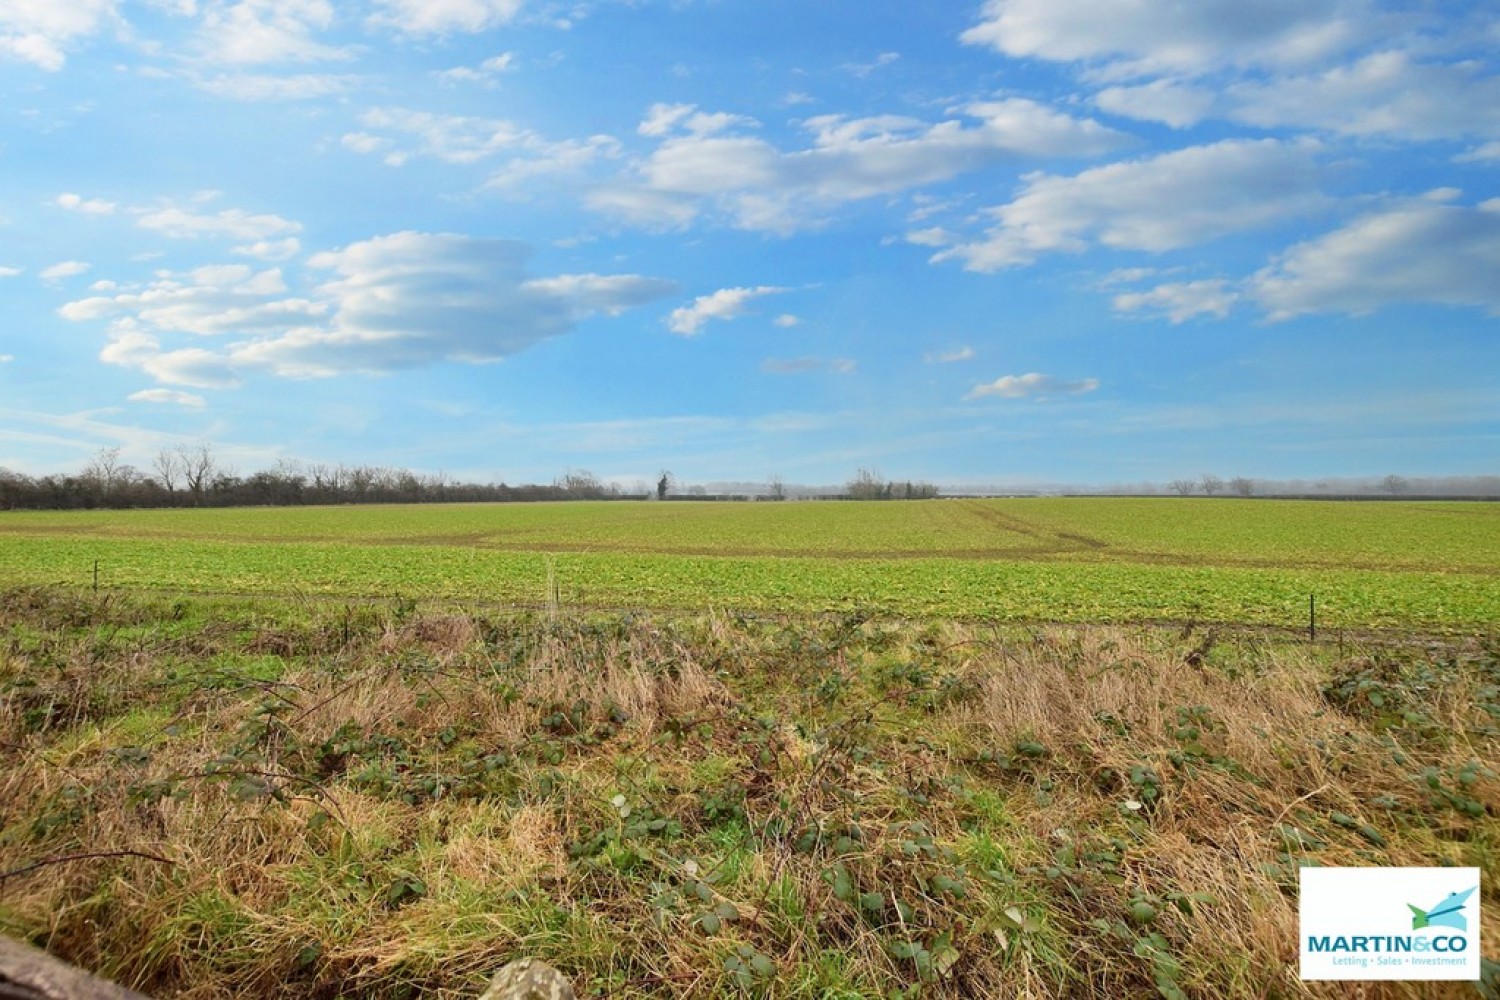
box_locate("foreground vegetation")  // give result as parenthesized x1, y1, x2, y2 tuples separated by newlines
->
(1, 499, 1497, 631)
(2, 589, 1497, 997)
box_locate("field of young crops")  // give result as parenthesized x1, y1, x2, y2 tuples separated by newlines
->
(0, 499, 1495, 631)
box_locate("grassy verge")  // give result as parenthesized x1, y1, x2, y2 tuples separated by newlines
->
(2, 588, 1497, 998)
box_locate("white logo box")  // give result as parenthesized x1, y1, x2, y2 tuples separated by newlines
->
(1300, 867, 1481, 981)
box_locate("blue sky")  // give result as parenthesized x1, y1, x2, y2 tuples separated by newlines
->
(1, 0, 1496, 490)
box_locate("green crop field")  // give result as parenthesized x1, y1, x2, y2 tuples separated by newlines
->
(4, 503, 1499, 998)
(1, 499, 1496, 631)
(1, 498, 1496, 631)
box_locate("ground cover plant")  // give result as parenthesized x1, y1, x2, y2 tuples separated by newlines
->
(0, 500, 1496, 631)
(2, 588, 1497, 998)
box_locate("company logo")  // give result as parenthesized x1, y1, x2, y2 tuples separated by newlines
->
(1408, 886, 1475, 931)
(1300, 868, 1481, 981)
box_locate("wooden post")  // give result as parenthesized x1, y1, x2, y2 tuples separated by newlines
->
(0, 934, 153, 1000)
(92, 560, 99, 593)
(1309, 594, 1316, 642)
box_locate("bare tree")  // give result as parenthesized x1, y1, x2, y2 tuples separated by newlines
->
(152, 448, 181, 495)
(176, 443, 216, 506)
(1381, 474, 1409, 496)
(81, 447, 123, 503)
(1169, 479, 1196, 497)
(1229, 476, 1254, 498)
(1199, 474, 1224, 496)
(767, 474, 786, 500)
(656, 470, 673, 501)
(847, 468, 887, 500)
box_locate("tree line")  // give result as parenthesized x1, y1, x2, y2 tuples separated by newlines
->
(0, 449, 946, 511)
(1164, 473, 1416, 497)
(0, 445, 629, 511)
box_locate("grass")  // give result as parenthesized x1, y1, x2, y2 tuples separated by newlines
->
(1, 499, 1497, 630)
(2, 587, 1497, 997)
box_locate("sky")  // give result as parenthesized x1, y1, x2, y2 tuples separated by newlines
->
(1, 0, 1497, 490)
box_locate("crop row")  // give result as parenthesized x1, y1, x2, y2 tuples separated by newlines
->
(1, 535, 1494, 630)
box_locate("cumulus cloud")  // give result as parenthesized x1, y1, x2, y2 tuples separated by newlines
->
(435, 52, 515, 84)
(961, 0, 1375, 78)
(56, 192, 117, 215)
(0, 0, 118, 71)
(1456, 141, 1500, 164)
(343, 107, 620, 188)
(933, 139, 1327, 271)
(667, 286, 787, 336)
(233, 237, 302, 261)
(1094, 80, 1217, 128)
(60, 265, 322, 336)
(193, 0, 347, 65)
(1225, 51, 1500, 142)
(0, 266, 21, 278)
(66, 232, 676, 384)
(129, 388, 207, 408)
(41, 261, 91, 281)
(593, 99, 1123, 232)
(966, 2, 1500, 144)
(1252, 195, 1500, 319)
(369, 0, 523, 35)
(1112, 279, 1239, 323)
(348, 107, 525, 165)
(965, 373, 1100, 401)
(761, 357, 856, 375)
(136, 205, 302, 241)
(924, 346, 975, 364)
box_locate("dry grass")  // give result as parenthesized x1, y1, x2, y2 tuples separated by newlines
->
(1, 590, 1496, 998)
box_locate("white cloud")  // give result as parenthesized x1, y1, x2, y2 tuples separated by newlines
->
(594, 98, 1123, 232)
(965, 372, 1100, 401)
(1252, 196, 1500, 319)
(41, 261, 91, 281)
(934, 139, 1326, 271)
(341, 132, 387, 154)
(61, 265, 323, 338)
(961, 0, 1375, 78)
(639, 103, 695, 137)
(435, 52, 515, 84)
(197, 72, 354, 100)
(484, 136, 620, 190)
(844, 52, 900, 78)
(1094, 79, 1217, 128)
(0, 0, 117, 71)
(345, 107, 619, 184)
(667, 286, 786, 336)
(128, 388, 207, 408)
(194, 0, 347, 65)
(1456, 141, 1500, 164)
(56, 192, 117, 215)
(773, 314, 802, 328)
(347, 107, 525, 165)
(1112, 279, 1238, 323)
(136, 205, 302, 241)
(761, 357, 857, 375)
(233, 237, 302, 261)
(924, 347, 975, 364)
(68, 233, 676, 383)
(1226, 51, 1500, 142)
(638, 103, 756, 138)
(370, 0, 522, 35)
(0, 354, 13, 363)
(0, 266, 21, 278)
